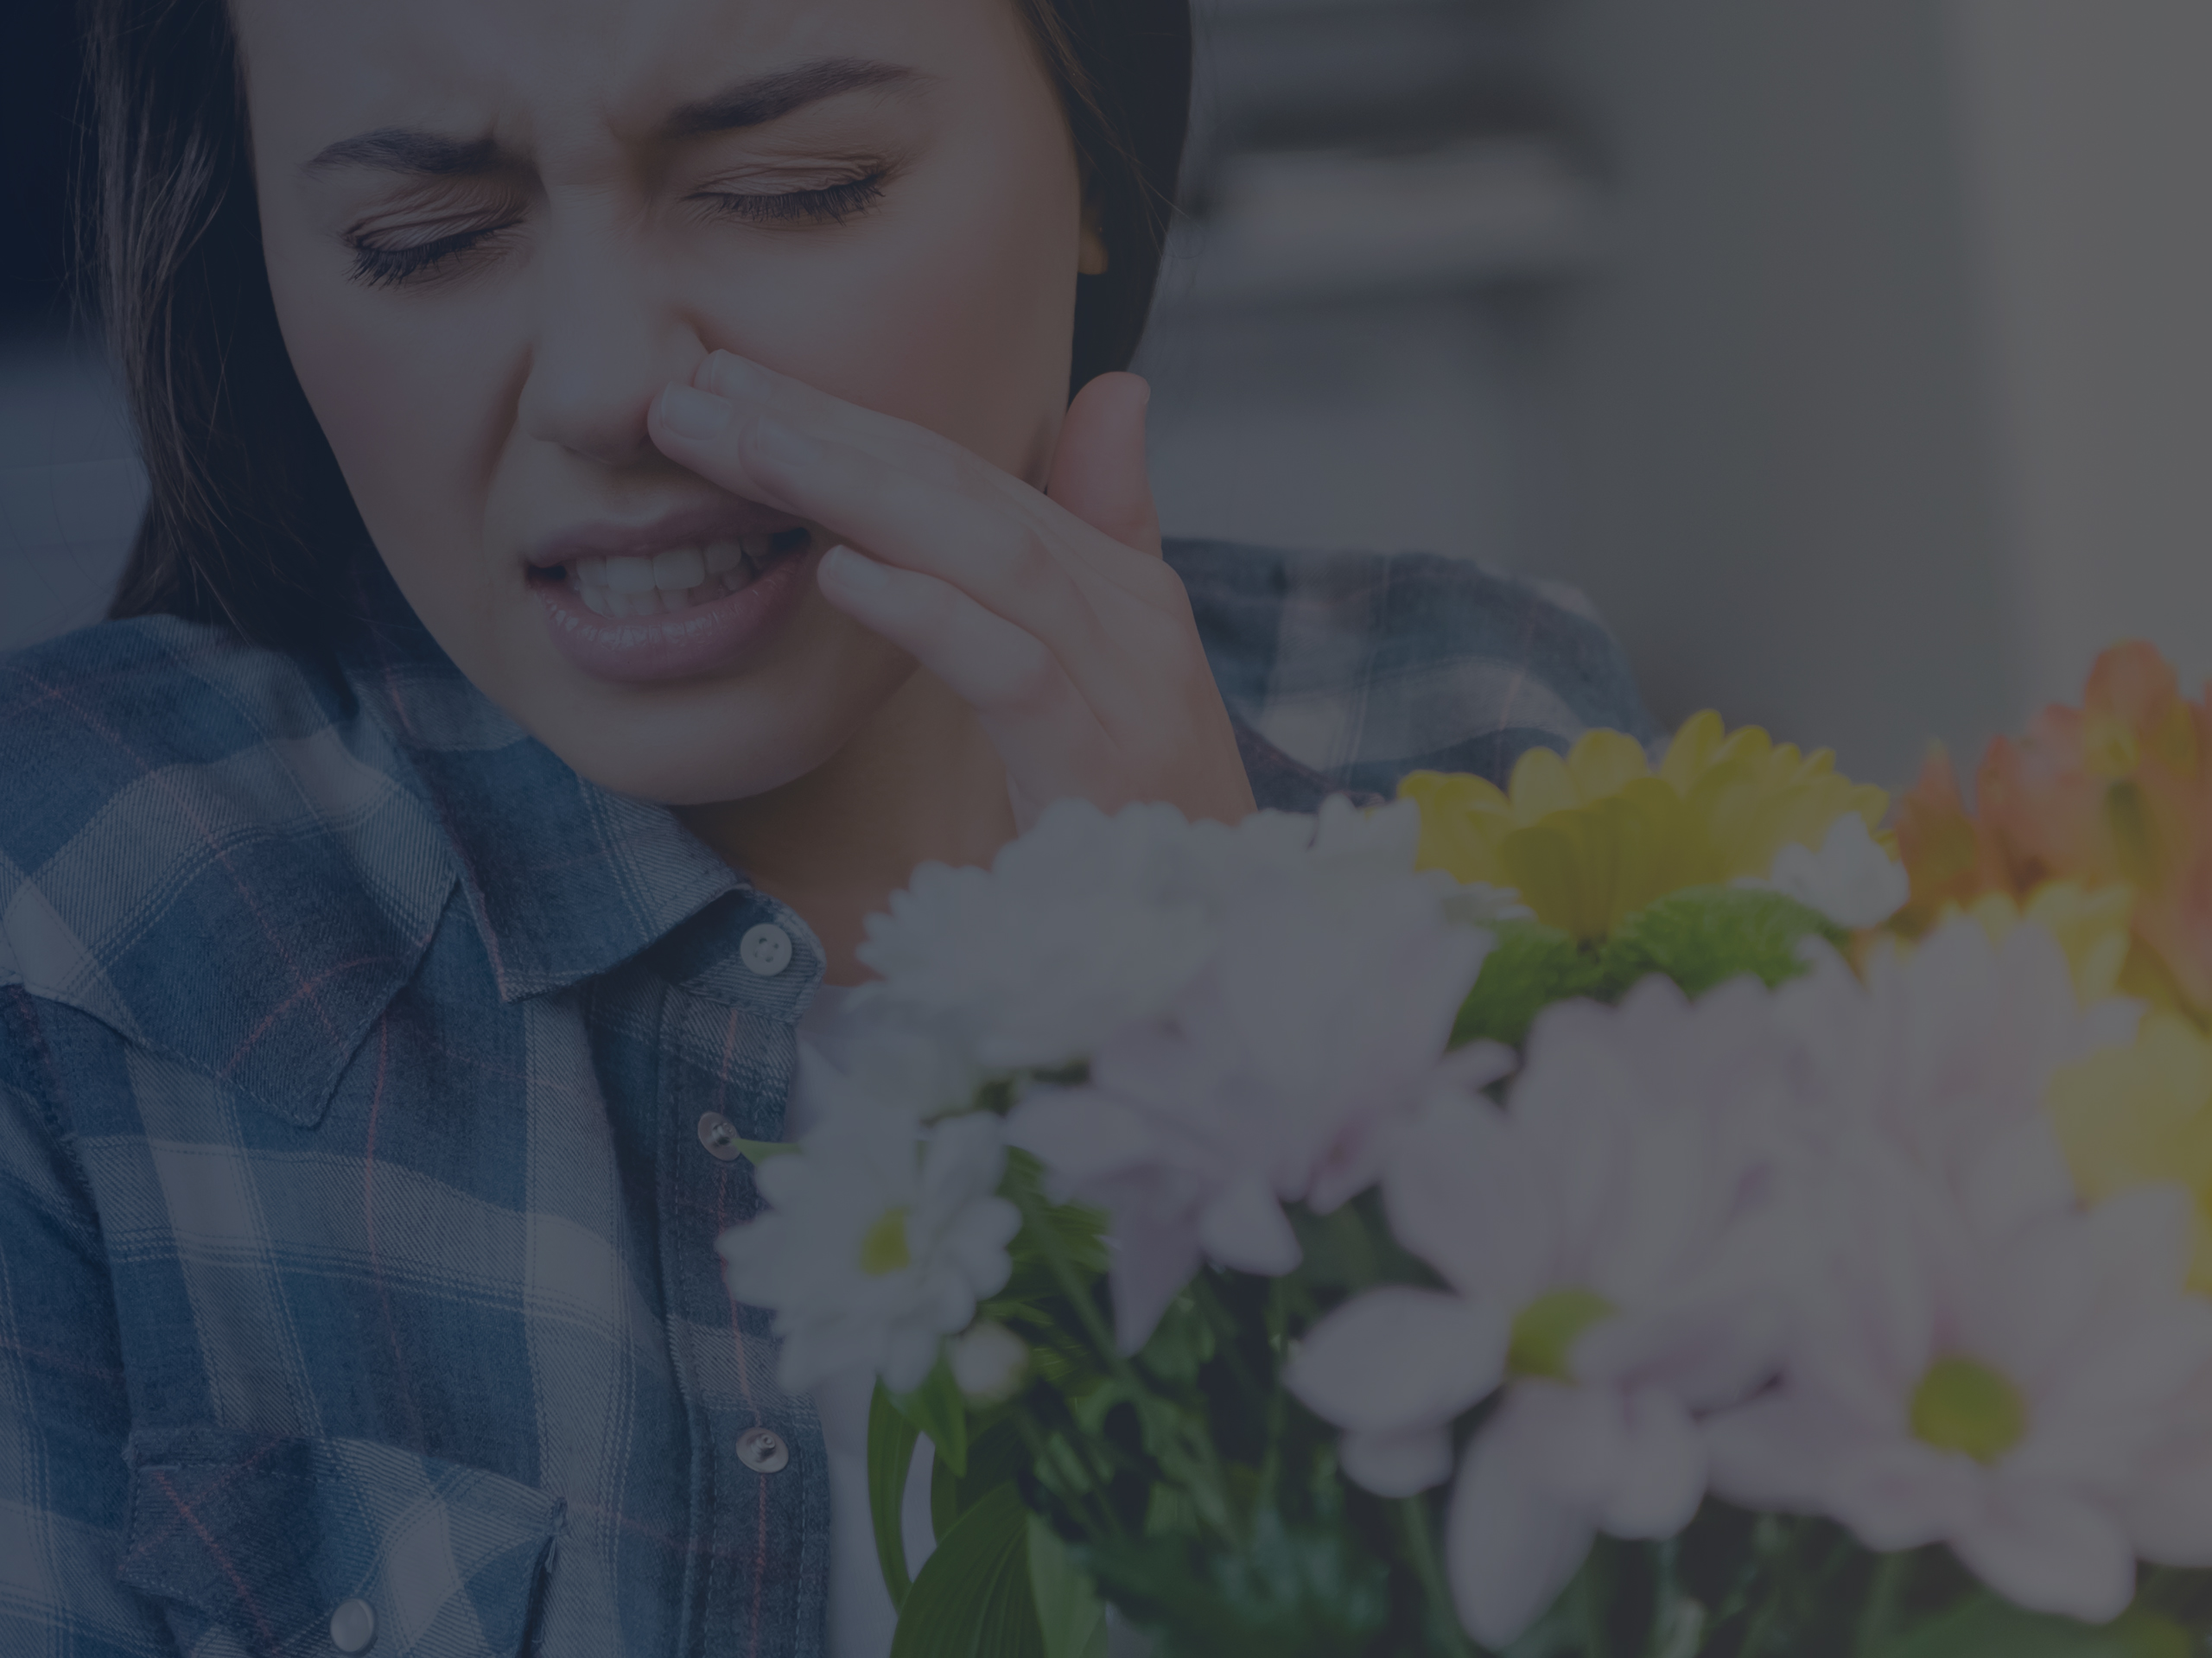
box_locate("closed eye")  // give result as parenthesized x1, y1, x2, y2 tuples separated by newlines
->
(695, 170, 888, 228)
(346, 223, 517, 289)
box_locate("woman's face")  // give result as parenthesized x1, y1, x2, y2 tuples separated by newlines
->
(233, 0, 1095, 803)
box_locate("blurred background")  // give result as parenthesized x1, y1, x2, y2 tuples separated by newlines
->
(6, 0, 2210, 791)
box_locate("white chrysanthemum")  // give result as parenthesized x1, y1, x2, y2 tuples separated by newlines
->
(1007, 868, 1500, 1351)
(715, 1109, 1020, 1394)
(1743, 814, 1909, 929)
(848, 796, 1481, 1083)
(1287, 976, 1804, 1649)
(1773, 917, 2139, 1232)
(1707, 1153, 2212, 1623)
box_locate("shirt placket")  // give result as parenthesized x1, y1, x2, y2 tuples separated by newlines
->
(655, 893, 833, 1658)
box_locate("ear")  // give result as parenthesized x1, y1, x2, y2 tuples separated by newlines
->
(1079, 194, 1109, 276)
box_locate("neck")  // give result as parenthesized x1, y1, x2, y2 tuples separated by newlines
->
(677, 670, 1016, 985)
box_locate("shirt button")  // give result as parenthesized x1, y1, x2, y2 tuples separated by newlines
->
(741, 922, 794, 977)
(696, 1112, 743, 1162)
(736, 1426, 790, 1473)
(329, 1598, 377, 1653)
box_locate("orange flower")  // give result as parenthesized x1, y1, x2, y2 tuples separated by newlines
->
(1894, 642, 2212, 1019)
(1890, 744, 2024, 930)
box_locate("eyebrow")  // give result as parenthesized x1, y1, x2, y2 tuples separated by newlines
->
(302, 58, 922, 176)
(664, 57, 921, 139)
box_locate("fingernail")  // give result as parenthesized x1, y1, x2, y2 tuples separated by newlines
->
(703, 351, 771, 397)
(823, 543, 886, 588)
(657, 384, 731, 441)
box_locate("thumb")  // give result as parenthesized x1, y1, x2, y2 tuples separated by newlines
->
(1046, 371, 1162, 556)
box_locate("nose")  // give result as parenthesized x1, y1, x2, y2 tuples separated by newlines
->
(517, 228, 702, 468)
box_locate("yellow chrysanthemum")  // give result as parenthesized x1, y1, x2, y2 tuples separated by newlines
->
(1400, 713, 1887, 940)
(2048, 1011, 2212, 1293)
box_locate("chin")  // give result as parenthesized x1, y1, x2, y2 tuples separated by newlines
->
(518, 654, 915, 809)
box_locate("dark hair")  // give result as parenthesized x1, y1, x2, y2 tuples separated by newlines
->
(86, 0, 1192, 651)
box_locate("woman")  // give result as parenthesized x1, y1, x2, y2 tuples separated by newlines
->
(0, 0, 1651, 1652)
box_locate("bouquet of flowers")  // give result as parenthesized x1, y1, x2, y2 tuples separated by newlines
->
(717, 642, 2212, 1658)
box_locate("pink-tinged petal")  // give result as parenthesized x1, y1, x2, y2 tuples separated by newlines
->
(2122, 1436, 2212, 1565)
(1577, 1227, 1791, 1407)
(1446, 1426, 1599, 1649)
(1599, 1389, 1706, 1538)
(1097, 1195, 1205, 1354)
(1703, 1394, 1835, 1511)
(1951, 1483, 2136, 1623)
(1340, 1426, 1456, 1497)
(1005, 1092, 1159, 1185)
(1285, 1287, 1507, 1434)
(1830, 1441, 1978, 1550)
(1484, 1381, 1630, 1509)
(1957, 1119, 2076, 1241)
(2035, 1301, 2212, 1426)
(2083, 1184, 2195, 1300)
(1197, 1171, 1301, 1276)
(1583, 1115, 1713, 1305)
(1386, 1098, 1556, 1303)
(1436, 1039, 1516, 1093)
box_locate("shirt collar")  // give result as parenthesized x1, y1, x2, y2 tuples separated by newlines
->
(338, 568, 747, 1004)
(333, 559, 1357, 1005)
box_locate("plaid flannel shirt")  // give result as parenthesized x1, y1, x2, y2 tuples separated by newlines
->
(0, 539, 1652, 1658)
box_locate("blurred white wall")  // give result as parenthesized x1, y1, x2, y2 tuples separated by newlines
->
(1532, 0, 2016, 789)
(1947, 0, 2212, 711)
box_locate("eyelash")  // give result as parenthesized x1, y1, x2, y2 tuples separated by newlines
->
(345, 171, 891, 289)
(697, 170, 888, 227)
(347, 226, 512, 289)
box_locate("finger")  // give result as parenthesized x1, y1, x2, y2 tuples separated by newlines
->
(1047, 372, 1162, 557)
(814, 543, 1120, 792)
(661, 353, 1138, 584)
(696, 351, 1038, 511)
(649, 374, 1110, 656)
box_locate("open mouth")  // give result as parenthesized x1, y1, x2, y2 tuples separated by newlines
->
(527, 525, 816, 619)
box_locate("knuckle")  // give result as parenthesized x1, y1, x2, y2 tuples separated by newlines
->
(999, 637, 1063, 707)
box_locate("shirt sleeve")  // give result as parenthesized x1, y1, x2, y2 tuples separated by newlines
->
(0, 987, 178, 1658)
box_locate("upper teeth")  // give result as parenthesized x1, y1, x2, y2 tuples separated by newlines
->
(569, 537, 790, 619)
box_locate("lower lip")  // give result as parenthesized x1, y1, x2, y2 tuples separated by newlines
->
(532, 548, 815, 683)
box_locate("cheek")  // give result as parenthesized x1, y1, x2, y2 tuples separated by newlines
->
(263, 224, 513, 597)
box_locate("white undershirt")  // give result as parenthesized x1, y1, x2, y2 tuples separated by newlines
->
(788, 984, 936, 1658)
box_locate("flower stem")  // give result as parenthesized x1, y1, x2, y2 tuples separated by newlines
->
(1013, 1185, 1237, 1537)
(1015, 1184, 1131, 1385)
(1851, 1553, 1910, 1657)
(1396, 1496, 1477, 1658)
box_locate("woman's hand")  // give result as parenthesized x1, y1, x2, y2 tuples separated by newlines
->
(648, 352, 1258, 832)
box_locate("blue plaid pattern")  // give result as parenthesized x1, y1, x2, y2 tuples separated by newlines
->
(0, 542, 1650, 1657)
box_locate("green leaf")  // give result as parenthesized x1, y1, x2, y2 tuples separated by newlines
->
(869, 1382, 923, 1613)
(890, 1482, 1047, 1658)
(892, 1356, 971, 1479)
(1870, 1598, 2192, 1658)
(1027, 1515, 1110, 1658)
(1134, 1290, 1217, 1386)
(1601, 885, 1845, 1001)
(1001, 1150, 1111, 1278)
(932, 1417, 1029, 1544)
(1451, 919, 1611, 1049)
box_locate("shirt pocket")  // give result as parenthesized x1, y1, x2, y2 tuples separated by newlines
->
(118, 1428, 565, 1658)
